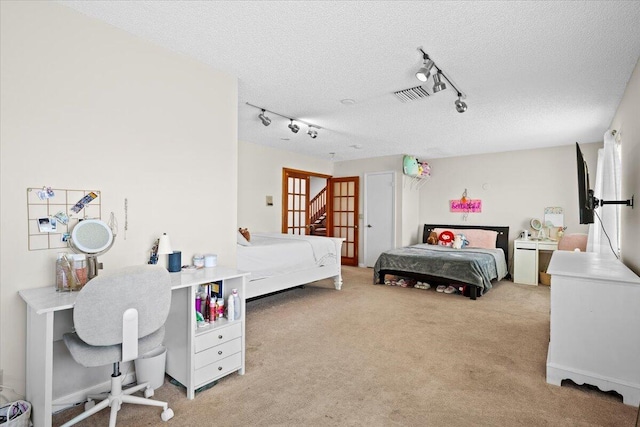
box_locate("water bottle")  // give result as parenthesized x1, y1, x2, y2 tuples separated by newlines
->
(232, 288, 241, 320)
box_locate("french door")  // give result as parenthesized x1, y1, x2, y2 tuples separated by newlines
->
(282, 169, 311, 235)
(328, 176, 359, 266)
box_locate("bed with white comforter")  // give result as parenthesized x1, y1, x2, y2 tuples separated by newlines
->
(237, 233, 344, 299)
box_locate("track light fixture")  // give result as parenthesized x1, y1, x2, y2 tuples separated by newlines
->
(258, 109, 271, 126)
(288, 119, 300, 134)
(432, 71, 446, 93)
(455, 93, 467, 113)
(415, 56, 435, 82)
(246, 102, 322, 138)
(414, 48, 467, 113)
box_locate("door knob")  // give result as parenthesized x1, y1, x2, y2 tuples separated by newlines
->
(367, 224, 372, 228)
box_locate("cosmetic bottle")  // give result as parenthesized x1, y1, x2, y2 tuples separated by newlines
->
(201, 293, 209, 323)
(217, 299, 225, 319)
(232, 288, 241, 320)
(209, 297, 216, 323)
(227, 293, 235, 322)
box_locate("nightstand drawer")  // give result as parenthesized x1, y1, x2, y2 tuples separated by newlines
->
(194, 337, 242, 370)
(515, 241, 537, 250)
(194, 352, 242, 387)
(195, 322, 241, 353)
(538, 242, 558, 251)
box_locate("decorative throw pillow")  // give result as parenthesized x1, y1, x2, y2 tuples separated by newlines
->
(434, 228, 497, 249)
(237, 229, 251, 246)
(239, 228, 251, 242)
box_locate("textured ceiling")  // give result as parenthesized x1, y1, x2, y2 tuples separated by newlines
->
(59, 1, 640, 161)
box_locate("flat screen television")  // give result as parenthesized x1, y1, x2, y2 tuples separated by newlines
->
(576, 142, 595, 224)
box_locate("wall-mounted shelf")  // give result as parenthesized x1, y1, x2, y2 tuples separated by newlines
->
(402, 155, 430, 190)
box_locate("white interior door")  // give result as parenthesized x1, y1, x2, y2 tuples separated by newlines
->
(364, 171, 395, 267)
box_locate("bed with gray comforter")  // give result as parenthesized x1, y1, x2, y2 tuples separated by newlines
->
(373, 225, 508, 299)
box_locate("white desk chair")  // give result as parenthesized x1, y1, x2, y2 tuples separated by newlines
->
(61, 265, 174, 427)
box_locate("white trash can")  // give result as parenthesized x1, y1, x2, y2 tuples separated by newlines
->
(134, 346, 166, 390)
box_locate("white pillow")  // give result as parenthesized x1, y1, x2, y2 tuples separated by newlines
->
(237, 230, 251, 246)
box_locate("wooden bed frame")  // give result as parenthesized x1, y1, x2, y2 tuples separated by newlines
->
(378, 224, 510, 300)
(245, 237, 344, 300)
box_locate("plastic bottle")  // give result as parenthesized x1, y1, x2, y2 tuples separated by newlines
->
(209, 297, 216, 323)
(201, 293, 209, 323)
(232, 288, 241, 320)
(55, 253, 72, 292)
(227, 293, 235, 321)
(217, 299, 225, 319)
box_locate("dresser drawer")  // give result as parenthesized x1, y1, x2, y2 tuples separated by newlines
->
(194, 337, 242, 370)
(195, 322, 241, 353)
(194, 352, 242, 387)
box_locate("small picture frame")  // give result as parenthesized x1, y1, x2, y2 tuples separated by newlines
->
(37, 217, 57, 233)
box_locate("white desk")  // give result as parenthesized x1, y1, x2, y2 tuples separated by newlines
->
(546, 251, 640, 406)
(513, 239, 558, 285)
(19, 266, 248, 427)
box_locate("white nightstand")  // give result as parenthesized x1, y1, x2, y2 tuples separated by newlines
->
(513, 239, 558, 285)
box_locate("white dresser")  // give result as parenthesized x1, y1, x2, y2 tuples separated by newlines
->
(546, 251, 640, 406)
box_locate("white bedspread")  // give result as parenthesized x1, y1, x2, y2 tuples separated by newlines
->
(237, 233, 338, 281)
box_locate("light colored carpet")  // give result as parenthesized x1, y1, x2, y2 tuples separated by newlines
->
(54, 266, 638, 426)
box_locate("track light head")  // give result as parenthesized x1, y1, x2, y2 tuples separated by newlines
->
(455, 95, 467, 113)
(258, 109, 271, 126)
(433, 72, 446, 93)
(307, 127, 318, 139)
(416, 58, 435, 82)
(288, 120, 300, 133)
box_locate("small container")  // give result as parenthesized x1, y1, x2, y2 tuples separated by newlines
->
(193, 254, 205, 268)
(55, 253, 73, 292)
(204, 254, 217, 268)
(71, 254, 88, 290)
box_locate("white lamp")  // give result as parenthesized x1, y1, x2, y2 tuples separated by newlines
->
(157, 233, 173, 255)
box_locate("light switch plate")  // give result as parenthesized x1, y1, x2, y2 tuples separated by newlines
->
(266, 196, 273, 206)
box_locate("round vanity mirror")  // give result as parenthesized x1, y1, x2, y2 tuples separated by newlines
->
(71, 219, 114, 253)
(70, 219, 116, 281)
(530, 218, 542, 232)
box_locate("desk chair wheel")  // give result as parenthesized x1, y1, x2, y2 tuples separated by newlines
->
(144, 386, 154, 398)
(84, 399, 95, 411)
(161, 408, 174, 422)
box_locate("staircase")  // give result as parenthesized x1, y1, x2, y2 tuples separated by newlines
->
(310, 213, 327, 236)
(309, 187, 327, 236)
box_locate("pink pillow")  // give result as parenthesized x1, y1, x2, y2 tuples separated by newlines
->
(433, 228, 498, 249)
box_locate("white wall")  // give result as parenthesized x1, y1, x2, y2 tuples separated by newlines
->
(0, 2, 238, 394)
(610, 57, 640, 275)
(417, 143, 602, 264)
(237, 140, 333, 233)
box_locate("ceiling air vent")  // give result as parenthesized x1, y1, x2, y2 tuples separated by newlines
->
(393, 85, 431, 102)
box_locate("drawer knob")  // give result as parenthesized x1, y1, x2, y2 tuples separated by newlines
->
(218, 350, 223, 355)
(218, 366, 223, 371)
(218, 335, 223, 339)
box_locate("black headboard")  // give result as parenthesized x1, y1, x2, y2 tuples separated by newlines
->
(422, 224, 510, 265)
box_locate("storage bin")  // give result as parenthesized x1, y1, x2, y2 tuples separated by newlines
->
(134, 346, 166, 390)
(540, 271, 551, 286)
